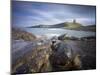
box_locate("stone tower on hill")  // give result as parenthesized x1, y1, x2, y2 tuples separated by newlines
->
(73, 19, 76, 23)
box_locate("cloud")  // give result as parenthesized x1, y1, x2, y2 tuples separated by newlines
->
(12, 1, 96, 27)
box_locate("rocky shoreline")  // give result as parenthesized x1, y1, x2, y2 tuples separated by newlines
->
(12, 28, 96, 74)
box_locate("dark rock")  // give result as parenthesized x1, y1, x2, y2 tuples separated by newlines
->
(50, 41, 82, 71)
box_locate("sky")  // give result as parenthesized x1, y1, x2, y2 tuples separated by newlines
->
(12, 1, 96, 27)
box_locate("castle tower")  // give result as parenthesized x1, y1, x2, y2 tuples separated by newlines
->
(73, 19, 76, 23)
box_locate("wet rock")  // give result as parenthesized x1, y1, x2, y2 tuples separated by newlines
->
(12, 43, 52, 74)
(12, 27, 36, 41)
(50, 41, 82, 71)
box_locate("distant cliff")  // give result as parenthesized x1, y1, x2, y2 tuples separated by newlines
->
(28, 20, 83, 29)
(28, 22, 95, 32)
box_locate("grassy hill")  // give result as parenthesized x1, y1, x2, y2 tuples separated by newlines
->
(27, 21, 96, 32)
(63, 22, 83, 29)
(63, 22, 96, 32)
(74, 25, 96, 32)
(28, 22, 83, 29)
